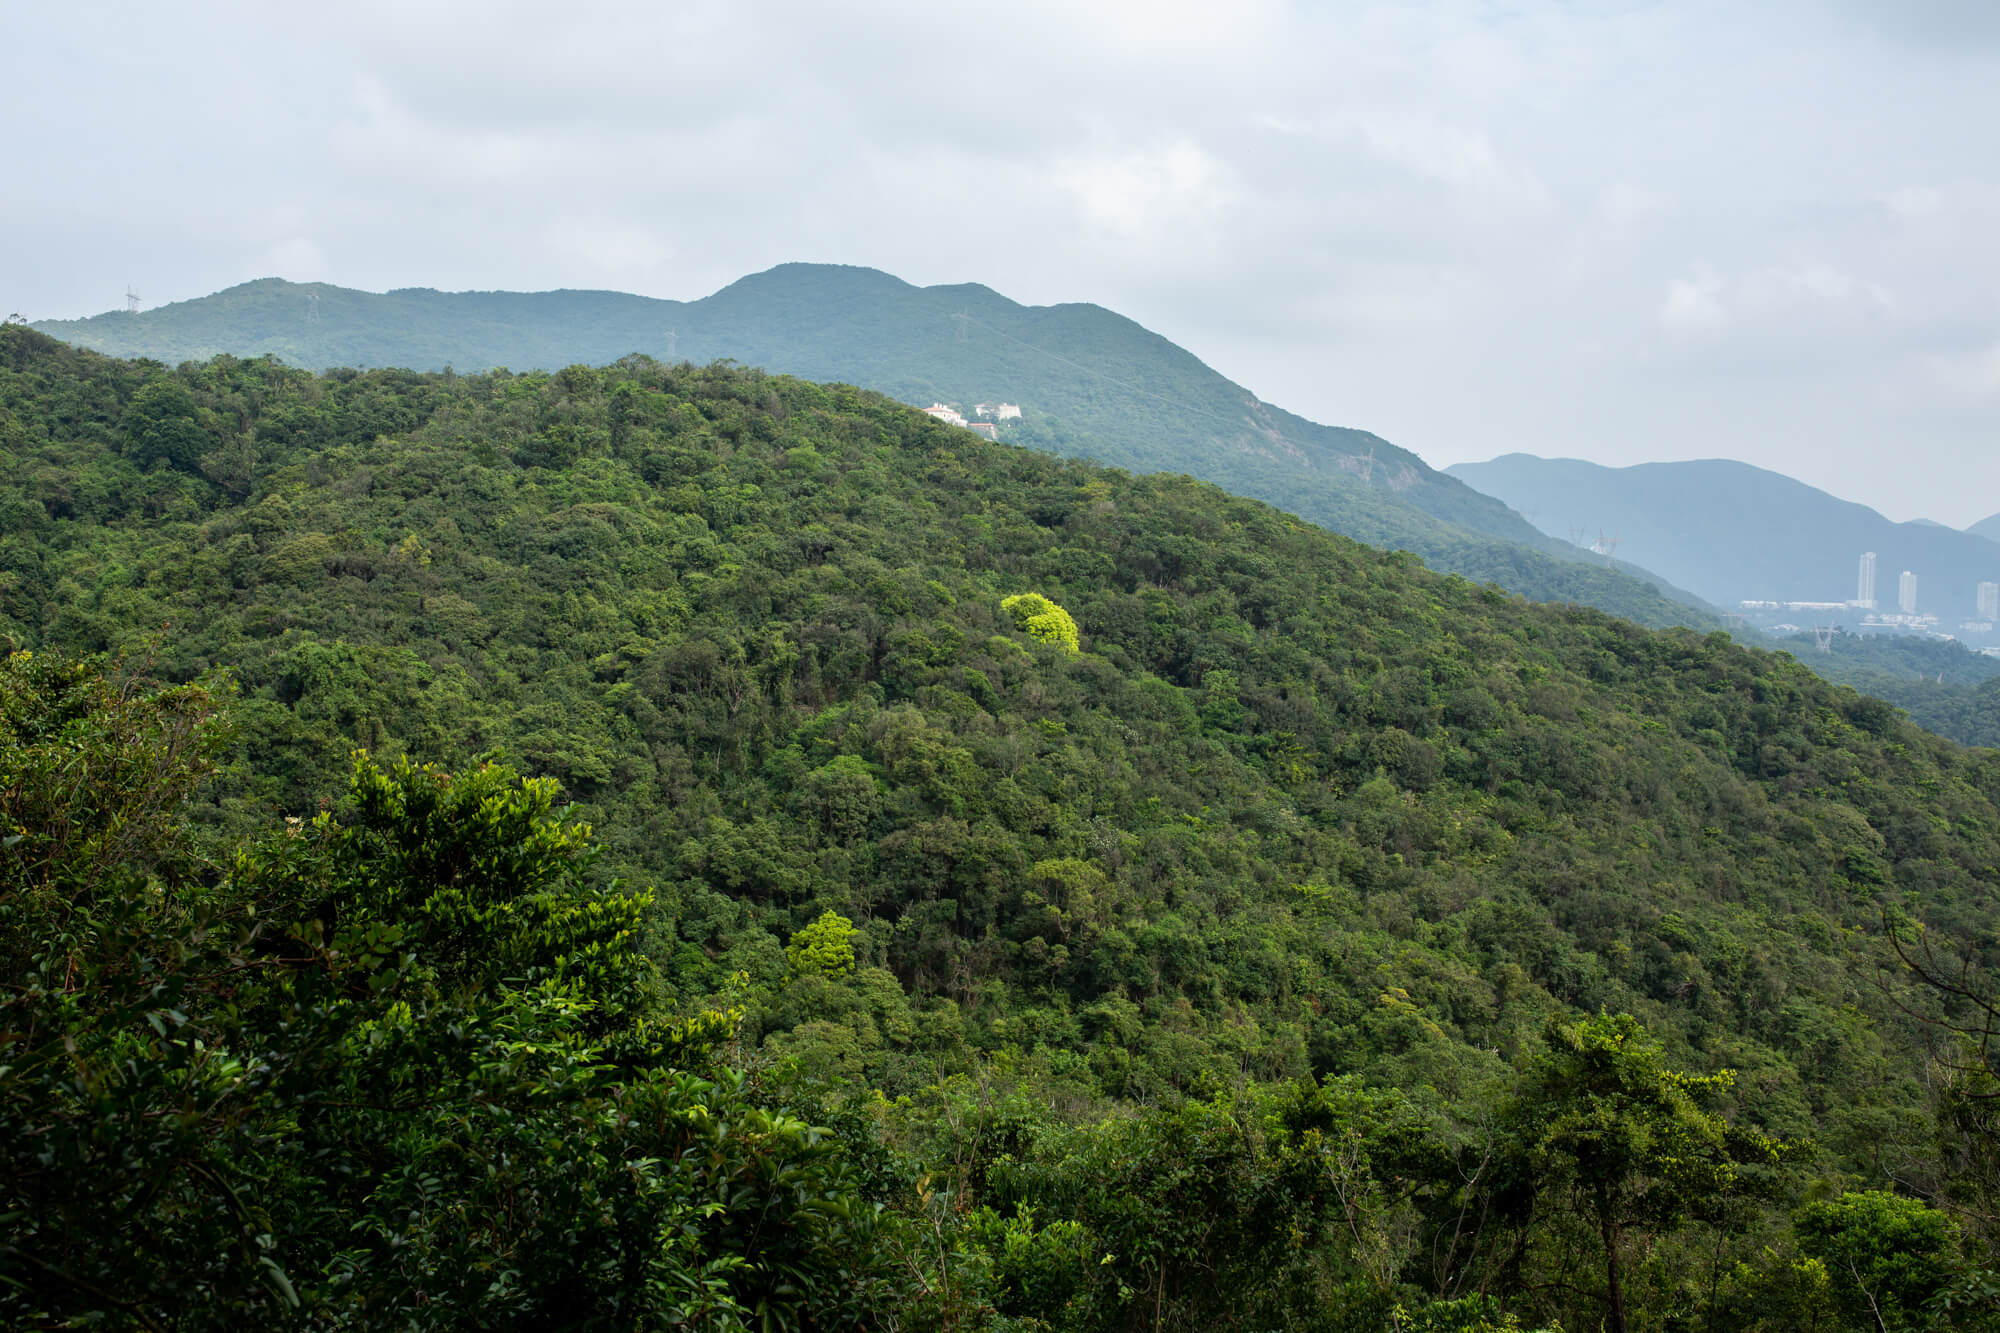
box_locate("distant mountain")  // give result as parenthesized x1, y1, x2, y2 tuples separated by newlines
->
(1968, 513, 2000, 545)
(1449, 454, 2000, 618)
(34, 267, 1715, 628)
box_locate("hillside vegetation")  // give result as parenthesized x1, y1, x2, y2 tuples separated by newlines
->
(33, 267, 1719, 628)
(1769, 630, 2000, 745)
(3, 326, 1997, 1330)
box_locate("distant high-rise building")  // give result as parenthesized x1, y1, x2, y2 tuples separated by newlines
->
(1980, 581, 1998, 621)
(1900, 570, 1919, 615)
(1857, 551, 1877, 609)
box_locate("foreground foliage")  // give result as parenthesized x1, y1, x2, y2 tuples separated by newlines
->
(5, 652, 1998, 1330)
(0, 653, 898, 1328)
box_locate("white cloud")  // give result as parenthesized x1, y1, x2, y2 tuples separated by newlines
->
(1018, 0, 1287, 62)
(1325, 109, 1551, 212)
(10, 0, 2000, 521)
(249, 237, 330, 282)
(1928, 340, 2000, 397)
(1660, 267, 1728, 333)
(1658, 261, 1890, 335)
(328, 76, 576, 190)
(1595, 183, 1666, 233)
(1759, 262, 1891, 312)
(1052, 143, 1234, 251)
(540, 218, 675, 287)
(1885, 186, 1949, 222)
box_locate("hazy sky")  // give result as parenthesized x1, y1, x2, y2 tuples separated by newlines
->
(8, 1, 1999, 522)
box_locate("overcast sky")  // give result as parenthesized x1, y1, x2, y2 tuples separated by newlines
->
(8, 1, 1999, 522)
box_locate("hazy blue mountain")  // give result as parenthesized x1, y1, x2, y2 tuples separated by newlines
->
(33, 266, 1717, 628)
(1968, 513, 2000, 545)
(1449, 454, 2000, 618)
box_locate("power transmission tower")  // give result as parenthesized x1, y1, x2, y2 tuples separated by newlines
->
(1812, 625, 1836, 653)
(306, 292, 321, 324)
(952, 310, 970, 343)
(1598, 530, 1621, 566)
(125, 287, 141, 313)
(1356, 445, 1375, 484)
(665, 329, 677, 359)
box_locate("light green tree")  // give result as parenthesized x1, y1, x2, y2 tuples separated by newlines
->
(1001, 592, 1080, 653)
(1794, 1191, 1959, 1331)
(786, 908, 858, 979)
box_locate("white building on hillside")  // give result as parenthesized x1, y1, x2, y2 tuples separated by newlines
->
(923, 403, 967, 428)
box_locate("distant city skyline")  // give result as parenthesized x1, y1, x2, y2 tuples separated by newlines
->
(1839, 551, 2000, 624)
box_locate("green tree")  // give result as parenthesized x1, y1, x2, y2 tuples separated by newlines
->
(787, 908, 859, 979)
(1503, 1012, 1794, 1333)
(1001, 591, 1080, 653)
(120, 376, 211, 475)
(1394, 1294, 1561, 1332)
(0, 656, 902, 1329)
(1889, 922, 2000, 1256)
(0, 647, 230, 984)
(1793, 1191, 1958, 1332)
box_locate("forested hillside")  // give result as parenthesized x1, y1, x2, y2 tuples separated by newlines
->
(31, 268, 1719, 628)
(1770, 630, 2000, 745)
(3, 326, 1997, 1330)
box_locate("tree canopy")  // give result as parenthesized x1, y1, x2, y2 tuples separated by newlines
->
(2, 326, 1998, 1328)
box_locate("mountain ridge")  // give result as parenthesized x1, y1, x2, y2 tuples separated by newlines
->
(33, 266, 1720, 630)
(1449, 452, 2000, 617)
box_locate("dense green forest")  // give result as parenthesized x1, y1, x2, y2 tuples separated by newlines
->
(1781, 632, 2000, 691)
(1779, 632, 2000, 748)
(3, 326, 1999, 1330)
(32, 268, 1721, 629)
(1848, 673, 2000, 752)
